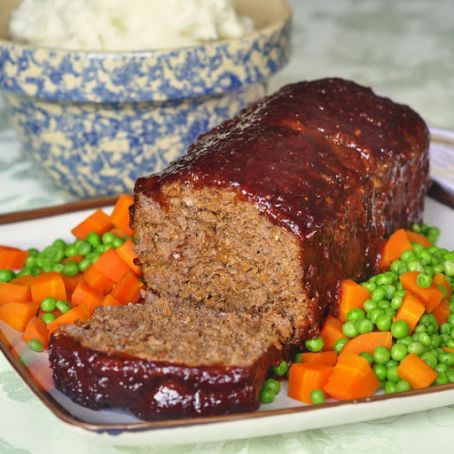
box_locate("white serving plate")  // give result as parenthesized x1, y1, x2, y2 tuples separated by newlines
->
(0, 133, 453, 445)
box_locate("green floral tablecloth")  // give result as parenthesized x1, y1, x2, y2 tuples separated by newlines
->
(2, 1, 454, 452)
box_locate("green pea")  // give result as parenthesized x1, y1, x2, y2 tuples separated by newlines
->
(362, 282, 377, 293)
(264, 378, 281, 394)
(76, 241, 92, 256)
(401, 250, 416, 262)
(374, 363, 387, 381)
(390, 320, 410, 340)
(305, 337, 324, 352)
(368, 308, 384, 324)
(447, 339, 454, 349)
(417, 273, 432, 289)
(376, 314, 392, 331)
(373, 346, 391, 364)
(439, 352, 454, 366)
(385, 307, 396, 317)
(419, 251, 433, 265)
(449, 303, 454, 314)
(65, 245, 78, 258)
(444, 261, 454, 277)
(342, 321, 358, 338)
(376, 274, 393, 286)
(357, 319, 373, 334)
(413, 244, 424, 254)
(40, 313, 55, 325)
(63, 261, 79, 277)
(414, 324, 426, 334)
(440, 323, 451, 335)
(294, 352, 303, 363)
(25, 256, 36, 268)
(53, 263, 65, 273)
(359, 352, 374, 364)
(437, 284, 448, 300)
(397, 336, 413, 347)
(52, 239, 67, 249)
(391, 343, 408, 361)
(384, 381, 397, 394)
(0, 269, 15, 282)
(259, 388, 275, 404)
(447, 369, 454, 383)
(417, 332, 432, 346)
(435, 363, 449, 374)
(371, 287, 387, 302)
(86, 232, 101, 247)
(448, 313, 454, 326)
(333, 338, 348, 354)
(384, 284, 396, 299)
(378, 300, 390, 310)
(102, 232, 115, 245)
(435, 373, 449, 386)
(272, 360, 289, 377)
(79, 258, 91, 272)
(310, 389, 326, 404)
(427, 227, 440, 243)
(390, 295, 403, 310)
(112, 237, 125, 248)
(56, 300, 71, 314)
(27, 339, 44, 352)
(40, 297, 57, 312)
(363, 299, 376, 312)
(433, 264, 444, 274)
(347, 308, 365, 322)
(431, 335, 442, 348)
(408, 260, 424, 272)
(396, 379, 411, 392)
(30, 266, 42, 277)
(27, 248, 39, 257)
(412, 224, 423, 233)
(42, 263, 54, 273)
(420, 352, 438, 369)
(390, 260, 403, 274)
(386, 365, 400, 382)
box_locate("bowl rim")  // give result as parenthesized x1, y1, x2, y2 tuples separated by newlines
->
(0, 1, 292, 57)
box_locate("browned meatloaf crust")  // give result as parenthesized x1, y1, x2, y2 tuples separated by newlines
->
(49, 78, 430, 420)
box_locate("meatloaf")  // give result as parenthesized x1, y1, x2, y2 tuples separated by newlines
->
(49, 78, 430, 420)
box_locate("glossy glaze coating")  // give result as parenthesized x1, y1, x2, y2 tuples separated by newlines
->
(136, 78, 430, 325)
(49, 333, 278, 420)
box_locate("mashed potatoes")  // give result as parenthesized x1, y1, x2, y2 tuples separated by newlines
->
(9, 0, 254, 51)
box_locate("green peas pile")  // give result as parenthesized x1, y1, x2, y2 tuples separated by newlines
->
(259, 378, 281, 404)
(0, 231, 131, 283)
(39, 297, 71, 325)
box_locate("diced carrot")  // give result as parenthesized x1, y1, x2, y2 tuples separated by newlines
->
(110, 194, 134, 237)
(288, 363, 334, 403)
(0, 302, 39, 332)
(108, 227, 128, 237)
(0, 282, 31, 305)
(11, 275, 36, 286)
(338, 279, 371, 321)
(62, 274, 84, 298)
(92, 249, 131, 283)
(101, 294, 122, 307)
(433, 300, 450, 326)
(323, 352, 379, 401)
(47, 305, 92, 334)
(116, 239, 141, 275)
(300, 351, 338, 366)
(394, 293, 425, 333)
(30, 272, 67, 303)
(400, 272, 443, 312)
(71, 281, 103, 312)
(341, 332, 392, 356)
(0, 245, 28, 270)
(405, 231, 432, 248)
(83, 266, 114, 294)
(443, 347, 454, 354)
(397, 353, 438, 389)
(433, 273, 452, 301)
(111, 271, 143, 305)
(71, 208, 113, 241)
(380, 229, 413, 269)
(320, 315, 344, 351)
(22, 316, 49, 348)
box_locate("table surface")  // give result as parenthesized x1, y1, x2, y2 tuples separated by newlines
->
(1, 1, 454, 453)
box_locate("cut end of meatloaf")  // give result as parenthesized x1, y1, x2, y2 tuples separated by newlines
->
(133, 184, 313, 345)
(59, 297, 281, 368)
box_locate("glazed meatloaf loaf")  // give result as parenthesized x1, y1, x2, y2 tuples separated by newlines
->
(49, 78, 430, 420)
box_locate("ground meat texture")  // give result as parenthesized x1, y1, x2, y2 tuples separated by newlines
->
(134, 77, 429, 342)
(49, 78, 429, 421)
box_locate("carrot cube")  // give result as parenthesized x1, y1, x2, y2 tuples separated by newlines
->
(71, 209, 113, 241)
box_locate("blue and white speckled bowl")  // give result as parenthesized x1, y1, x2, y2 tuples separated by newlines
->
(0, 0, 291, 197)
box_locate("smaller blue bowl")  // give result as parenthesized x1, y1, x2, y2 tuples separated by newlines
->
(0, 0, 292, 197)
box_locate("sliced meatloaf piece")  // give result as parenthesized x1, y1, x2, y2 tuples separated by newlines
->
(133, 77, 430, 344)
(49, 298, 281, 420)
(49, 78, 430, 421)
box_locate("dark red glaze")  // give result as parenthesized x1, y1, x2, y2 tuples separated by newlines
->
(48, 333, 278, 420)
(135, 78, 430, 329)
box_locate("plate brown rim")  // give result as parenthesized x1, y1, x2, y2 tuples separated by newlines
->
(0, 133, 453, 432)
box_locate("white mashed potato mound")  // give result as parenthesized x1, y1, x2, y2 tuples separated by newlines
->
(9, 0, 255, 51)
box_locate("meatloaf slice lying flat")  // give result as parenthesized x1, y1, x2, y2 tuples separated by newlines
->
(49, 78, 430, 420)
(49, 298, 281, 420)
